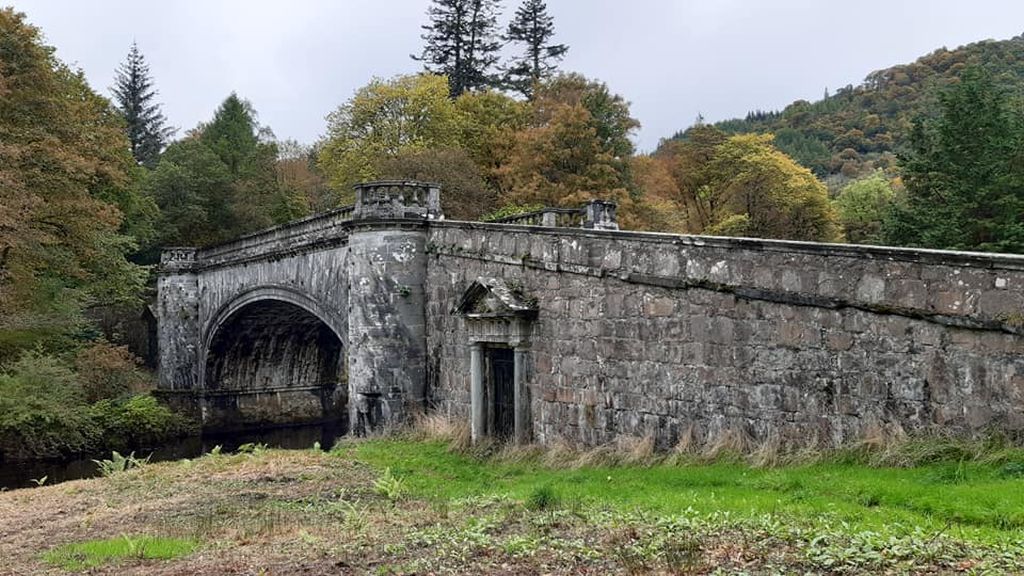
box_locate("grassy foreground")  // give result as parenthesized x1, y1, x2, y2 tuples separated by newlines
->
(0, 438, 1022, 575)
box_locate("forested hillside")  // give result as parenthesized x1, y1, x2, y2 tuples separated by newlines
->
(671, 34, 1024, 187)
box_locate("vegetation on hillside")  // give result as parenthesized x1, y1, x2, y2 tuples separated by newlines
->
(683, 34, 1024, 187)
(0, 345, 195, 461)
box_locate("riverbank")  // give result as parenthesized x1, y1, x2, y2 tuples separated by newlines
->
(2, 437, 1023, 575)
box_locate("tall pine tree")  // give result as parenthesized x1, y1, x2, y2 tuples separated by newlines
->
(886, 68, 1024, 252)
(413, 0, 503, 97)
(504, 0, 567, 98)
(112, 42, 173, 168)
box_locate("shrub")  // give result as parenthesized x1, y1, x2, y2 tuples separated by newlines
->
(526, 484, 560, 511)
(93, 450, 151, 477)
(75, 342, 152, 402)
(89, 395, 197, 452)
(0, 351, 100, 460)
(373, 467, 407, 502)
(0, 350, 195, 460)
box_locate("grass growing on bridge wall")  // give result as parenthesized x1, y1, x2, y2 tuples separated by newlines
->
(1, 437, 1022, 574)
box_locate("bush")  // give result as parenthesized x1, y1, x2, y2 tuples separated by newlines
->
(89, 395, 197, 452)
(0, 350, 195, 461)
(0, 352, 100, 460)
(75, 342, 152, 402)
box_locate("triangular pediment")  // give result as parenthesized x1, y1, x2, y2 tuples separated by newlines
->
(454, 277, 538, 319)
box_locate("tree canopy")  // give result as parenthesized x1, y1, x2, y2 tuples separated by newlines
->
(318, 74, 463, 198)
(413, 0, 504, 97)
(0, 8, 146, 358)
(886, 69, 1024, 252)
(146, 94, 298, 248)
(503, 0, 568, 98)
(654, 128, 842, 242)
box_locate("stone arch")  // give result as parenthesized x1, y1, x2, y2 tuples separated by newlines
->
(199, 286, 348, 430)
(202, 285, 348, 360)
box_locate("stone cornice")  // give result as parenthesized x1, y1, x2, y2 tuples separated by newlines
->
(428, 220, 1024, 272)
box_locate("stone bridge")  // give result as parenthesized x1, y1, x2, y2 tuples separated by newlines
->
(158, 181, 1024, 447)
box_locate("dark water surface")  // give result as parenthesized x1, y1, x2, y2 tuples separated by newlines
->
(0, 422, 344, 491)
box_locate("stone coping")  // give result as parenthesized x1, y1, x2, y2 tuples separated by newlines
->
(161, 212, 1024, 274)
(195, 204, 355, 260)
(431, 220, 1024, 272)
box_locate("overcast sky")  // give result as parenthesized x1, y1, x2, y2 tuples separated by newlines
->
(10, 1, 1024, 151)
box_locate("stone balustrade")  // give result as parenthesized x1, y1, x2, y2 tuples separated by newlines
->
(353, 180, 442, 220)
(487, 200, 618, 230)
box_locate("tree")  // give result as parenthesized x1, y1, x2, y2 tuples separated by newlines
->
(318, 75, 463, 197)
(147, 94, 294, 248)
(496, 75, 639, 211)
(653, 127, 842, 242)
(377, 147, 497, 220)
(503, 0, 567, 98)
(620, 155, 688, 233)
(886, 69, 1024, 252)
(111, 42, 173, 168)
(147, 138, 233, 248)
(277, 140, 335, 215)
(0, 8, 146, 358)
(498, 101, 632, 209)
(454, 89, 529, 187)
(703, 134, 842, 242)
(413, 0, 504, 97)
(656, 125, 728, 232)
(533, 74, 638, 159)
(200, 93, 263, 176)
(833, 171, 898, 245)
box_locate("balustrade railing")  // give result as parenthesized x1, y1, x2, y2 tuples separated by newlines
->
(353, 180, 442, 220)
(485, 200, 618, 230)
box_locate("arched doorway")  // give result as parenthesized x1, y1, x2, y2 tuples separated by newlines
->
(202, 299, 347, 432)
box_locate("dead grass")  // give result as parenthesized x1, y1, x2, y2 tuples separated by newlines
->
(407, 414, 1024, 471)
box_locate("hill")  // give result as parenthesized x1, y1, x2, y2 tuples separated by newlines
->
(666, 34, 1024, 189)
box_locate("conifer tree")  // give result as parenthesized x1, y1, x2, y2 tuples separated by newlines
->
(413, 0, 504, 97)
(112, 42, 173, 168)
(504, 0, 567, 98)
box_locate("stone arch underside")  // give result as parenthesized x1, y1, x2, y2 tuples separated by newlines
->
(202, 298, 348, 431)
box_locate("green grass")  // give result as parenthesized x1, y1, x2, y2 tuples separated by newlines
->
(348, 439, 1024, 544)
(43, 535, 198, 571)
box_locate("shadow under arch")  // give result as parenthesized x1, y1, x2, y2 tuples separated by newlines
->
(199, 286, 348, 431)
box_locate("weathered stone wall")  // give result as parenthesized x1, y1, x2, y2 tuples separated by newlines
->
(156, 208, 353, 430)
(347, 223, 430, 434)
(425, 222, 1024, 448)
(158, 182, 1024, 445)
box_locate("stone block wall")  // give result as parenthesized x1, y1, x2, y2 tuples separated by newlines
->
(425, 222, 1024, 448)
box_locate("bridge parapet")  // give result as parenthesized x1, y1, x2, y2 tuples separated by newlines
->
(160, 247, 198, 272)
(354, 180, 442, 220)
(487, 199, 619, 230)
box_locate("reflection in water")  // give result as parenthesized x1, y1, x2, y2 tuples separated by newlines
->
(0, 421, 345, 491)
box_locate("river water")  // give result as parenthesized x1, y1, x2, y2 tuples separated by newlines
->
(0, 422, 345, 491)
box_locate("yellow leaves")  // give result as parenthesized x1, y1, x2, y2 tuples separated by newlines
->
(651, 130, 842, 242)
(319, 74, 463, 195)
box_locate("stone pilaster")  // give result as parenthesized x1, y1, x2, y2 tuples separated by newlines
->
(347, 181, 441, 434)
(156, 248, 200, 395)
